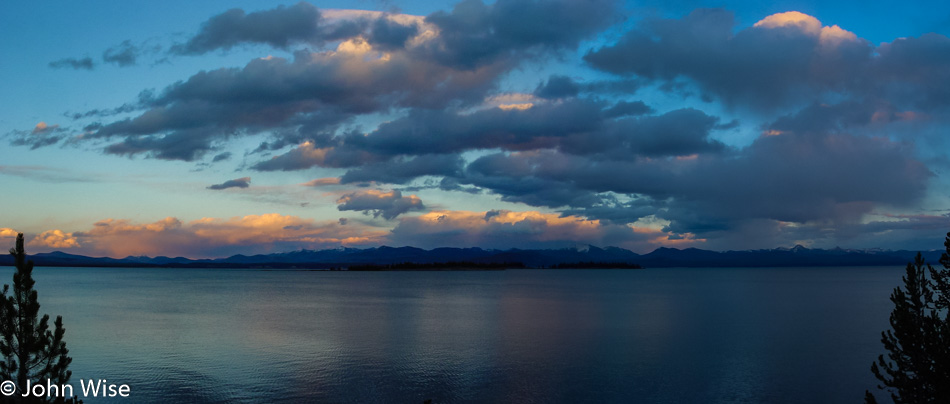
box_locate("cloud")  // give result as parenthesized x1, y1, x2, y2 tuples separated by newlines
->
(534, 75, 580, 99)
(29, 4, 950, 252)
(584, 9, 871, 108)
(102, 40, 140, 66)
(86, 43, 502, 160)
(303, 177, 341, 187)
(29, 230, 80, 249)
(251, 141, 339, 171)
(5, 122, 67, 150)
(48, 57, 94, 70)
(207, 177, 251, 190)
(367, 16, 419, 50)
(65, 214, 385, 258)
(66, 1, 621, 161)
(0, 228, 18, 238)
(171, 2, 332, 54)
(32, 122, 58, 134)
(603, 101, 653, 118)
(339, 154, 464, 184)
(0, 165, 94, 183)
(423, 0, 621, 68)
(388, 209, 700, 251)
(452, 122, 931, 247)
(338, 99, 605, 157)
(336, 189, 425, 219)
(211, 152, 232, 162)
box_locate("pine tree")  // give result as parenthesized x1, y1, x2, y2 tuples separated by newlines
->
(0, 234, 74, 403)
(866, 233, 950, 403)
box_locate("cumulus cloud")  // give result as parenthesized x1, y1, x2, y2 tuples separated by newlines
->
(584, 9, 870, 108)
(63, 1, 620, 161)
(207, 177, 251, 190)
(336, 189, 425, 219)
(29, 4, 950, 251)
(29, 230, 80, 249)
(171, 2, 334, 54)
(367, 16, 419, 50)
(65, 215, 385, 258)
(388, 209, 700, 251)
(423, 0, 621, 68)
(450, 120, 931, 246)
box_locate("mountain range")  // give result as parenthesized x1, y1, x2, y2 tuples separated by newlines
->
(0, 245, 943, 269)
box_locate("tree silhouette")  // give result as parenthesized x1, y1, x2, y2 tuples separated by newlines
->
(0, 234, 75, 403)
(866, 232, 950, 403)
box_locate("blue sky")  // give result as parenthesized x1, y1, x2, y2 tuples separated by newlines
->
(2, 0, 949, 258)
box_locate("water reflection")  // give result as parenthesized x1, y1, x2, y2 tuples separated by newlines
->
(6, 266, 903, 403)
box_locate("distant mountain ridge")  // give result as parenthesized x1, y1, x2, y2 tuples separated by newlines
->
(0, 244, 943, 269)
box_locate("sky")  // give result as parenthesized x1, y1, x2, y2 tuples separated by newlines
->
(2, 0, 950, 258)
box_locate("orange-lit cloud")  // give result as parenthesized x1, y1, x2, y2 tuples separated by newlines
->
(11, 208, 712, 257)
(29, 230, 80, 249)
(303, 177, 342, 187)
(754, 11, 858, 47)
(57, 214, 386, 258)
(498, 103, 534, 111)
(390, 210, 703, 252)
(32, 122, 58, 134)
(754, 11, 822, 35)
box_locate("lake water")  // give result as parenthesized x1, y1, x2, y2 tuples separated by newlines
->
(5, 266, 904, 403)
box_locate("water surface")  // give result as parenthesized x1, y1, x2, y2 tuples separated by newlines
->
(9, 266, 902, 403)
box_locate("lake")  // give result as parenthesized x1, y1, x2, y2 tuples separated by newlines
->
(6, 266, 903, 403)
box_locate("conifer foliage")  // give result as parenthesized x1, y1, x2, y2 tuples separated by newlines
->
(866, 233, 950, 403)
(0, 234, 74, 403)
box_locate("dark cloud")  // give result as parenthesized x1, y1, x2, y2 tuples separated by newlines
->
(367, 17, 418, 50)
(48, 57, 94, 70)
(604, 101, 653, 118)
(6, 123, 67, 149)
(453, 125, 931, 245)
(584, 9, 874, 108)
(386, 209, 664, 250)
(38, 3, 949, 251)
(103, 128, 218, 161)
(85, 45, 503, 160)
(211, 152, 232, 162)
(103, 40, 140, 66)
(585, 9, 950, 116)
(66, 1, 623, 161)
(872, 33, 950, 109)
(336, 189, 425, 219)
(207, 177, 251, 190)
(250, 99, 723, 183)
(339, 154, 464, 184)
(66, 103, 139, 120)
(534, 75, 579, 99)
(171, 2, 330, 54)
(352, 100, 604, 156)
(588, 108, 726, 158)
(424, 0, 621, 68)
